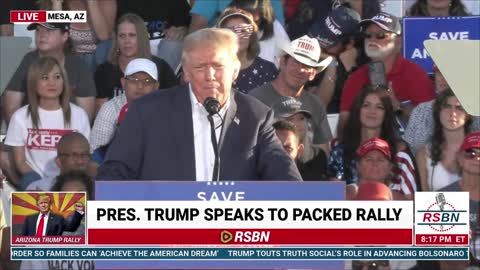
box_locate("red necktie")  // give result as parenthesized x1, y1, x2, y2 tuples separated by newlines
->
(36, 214, 45, 236)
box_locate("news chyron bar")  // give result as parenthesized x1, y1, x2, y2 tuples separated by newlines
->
(10, 182, 471, 269)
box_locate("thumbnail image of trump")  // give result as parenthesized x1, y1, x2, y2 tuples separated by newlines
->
(21, 193, 85, 236)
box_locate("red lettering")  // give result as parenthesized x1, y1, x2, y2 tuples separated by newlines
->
(423, 213, 441, 222)
(298, 42, 314, 51)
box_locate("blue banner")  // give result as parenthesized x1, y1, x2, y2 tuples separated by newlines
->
(95, 181, 345, 201)
(94, 181, 345, 269)
(12, 247, 469, 260)
(402, 16, 480, 73)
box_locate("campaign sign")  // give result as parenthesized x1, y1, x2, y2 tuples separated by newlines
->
(94, 181, 345, 269)
(415, 192, 470, 246)
(402, 16, 480, 74)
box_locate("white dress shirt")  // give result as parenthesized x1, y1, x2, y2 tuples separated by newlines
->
(189, 85, 229, 181)
(35, 211, 49, 236)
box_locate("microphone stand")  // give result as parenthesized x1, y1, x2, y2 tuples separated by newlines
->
(204, 97, 222, 182)
(207, 115, 220, 182)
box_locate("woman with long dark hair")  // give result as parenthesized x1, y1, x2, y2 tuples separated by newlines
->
(416, 89, 472, 191)
(328, 84, 417, 199)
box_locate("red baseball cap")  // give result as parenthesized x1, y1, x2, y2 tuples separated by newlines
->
(461, 132, 480, 150)
(117, 104, 129, 125)
(357, 138, 391, 159)
(356, 182, 392, 201)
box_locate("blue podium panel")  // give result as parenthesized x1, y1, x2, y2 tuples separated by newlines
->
(95, 181, 345, 201)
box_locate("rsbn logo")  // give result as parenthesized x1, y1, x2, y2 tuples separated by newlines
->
(417, 193, 467, 232)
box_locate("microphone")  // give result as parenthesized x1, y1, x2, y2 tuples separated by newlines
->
(203, 97, 221, 182)
(436, 193, 446, 230)
(436, 193, 446, 211)
(204, 97, 221, 116)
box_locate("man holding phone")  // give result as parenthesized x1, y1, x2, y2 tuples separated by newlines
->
(336, 12, 435, 139)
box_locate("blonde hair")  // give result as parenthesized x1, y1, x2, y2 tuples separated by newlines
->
(36, 194, 51, 203)
(110, 13, 151, 65)
(182, 28, 239, 65)
(27, 57, 71, 130)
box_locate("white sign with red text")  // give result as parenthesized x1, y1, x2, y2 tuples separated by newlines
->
(27, 129, 72, 151)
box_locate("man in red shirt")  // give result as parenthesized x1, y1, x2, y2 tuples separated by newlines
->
(337, 12, 435, 139)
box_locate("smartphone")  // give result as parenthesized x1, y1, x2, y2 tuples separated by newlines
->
(368, 61, 388, 87)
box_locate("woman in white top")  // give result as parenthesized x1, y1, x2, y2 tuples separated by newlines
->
(416, 89, 472, 191)
(229, 0, 290, 66)
(5, 57, 91, 190)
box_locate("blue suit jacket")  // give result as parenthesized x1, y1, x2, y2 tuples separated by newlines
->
(22, 212, 84, 236)
(96, 85, 302, 181)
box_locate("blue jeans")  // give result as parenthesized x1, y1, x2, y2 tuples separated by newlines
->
(95, 39, 112, 66)
(77, 39, 112, 75)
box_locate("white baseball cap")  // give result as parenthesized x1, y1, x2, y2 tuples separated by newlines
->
(281, 35, 332, 71)
(124, 58, 158, 81)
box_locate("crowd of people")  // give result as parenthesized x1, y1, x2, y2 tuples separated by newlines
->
(0, 0, 479, 270)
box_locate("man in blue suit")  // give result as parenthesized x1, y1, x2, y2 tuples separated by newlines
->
(96, 28, 301, 181)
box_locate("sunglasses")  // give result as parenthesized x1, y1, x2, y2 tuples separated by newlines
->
(363, 31, 388, 40)
(225, 24, 254, 39)
(464, 149, 480, 160)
